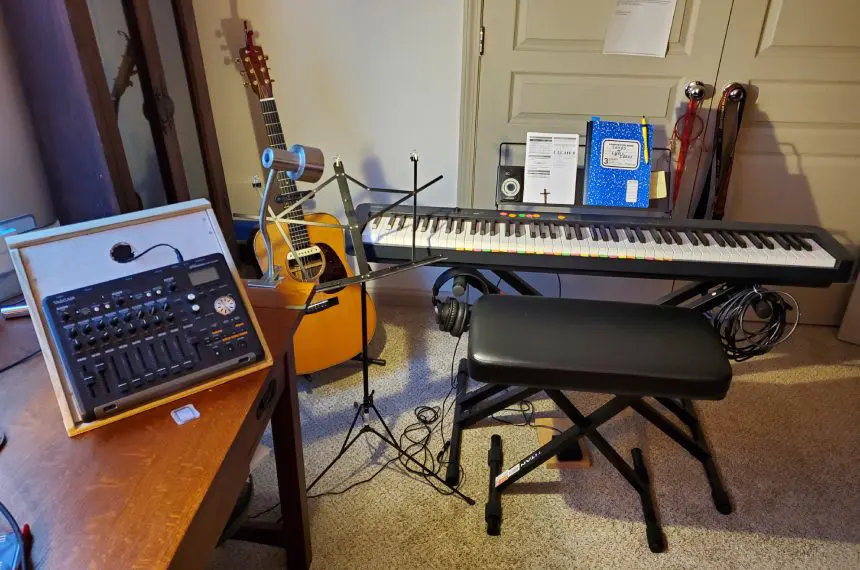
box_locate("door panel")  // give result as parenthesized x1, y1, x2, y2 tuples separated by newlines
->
(474, 0, 733, 210)
(713, 0, 860, 324)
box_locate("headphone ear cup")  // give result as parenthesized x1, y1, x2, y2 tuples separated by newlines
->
(452, 299, 469, 337)
(438, 299, 457, 333)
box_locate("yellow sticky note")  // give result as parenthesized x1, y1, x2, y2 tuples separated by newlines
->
(650, 171, 668, 200)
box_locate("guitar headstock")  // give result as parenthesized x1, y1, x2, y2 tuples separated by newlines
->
(236, 21, 273, 99)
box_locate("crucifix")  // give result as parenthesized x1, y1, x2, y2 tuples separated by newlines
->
(541, 188, 551, 204)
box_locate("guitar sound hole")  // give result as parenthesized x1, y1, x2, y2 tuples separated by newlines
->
(318, 243, 347, 293)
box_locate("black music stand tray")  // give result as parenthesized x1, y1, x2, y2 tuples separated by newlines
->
(277, 153, 474, 504)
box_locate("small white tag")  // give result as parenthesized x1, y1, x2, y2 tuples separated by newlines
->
(626, 179, 638, 203)
(494, 464, 521, 487)
(171, 404, 200, 425)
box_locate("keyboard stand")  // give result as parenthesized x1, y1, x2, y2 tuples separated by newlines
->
(444, 278, 745, 486)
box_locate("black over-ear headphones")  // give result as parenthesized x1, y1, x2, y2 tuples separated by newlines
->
(431, 268, 499, 337)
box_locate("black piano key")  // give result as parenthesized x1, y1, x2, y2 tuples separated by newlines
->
(418, 217, 428, 232)
(430, 217, 440, 233)
(490, 221, 498, 236)
(387, 215, 398, 228)
(597, 226, 607, 242)
(589, 225, 600, 241)
(538, 223, 548, 239)
(480, 220, 489, 236)
(624, 227, 636, 243)
(372, 217, 382, 228)
(684, 230, 699, 246)
(771, 233, 791, 250)
(607, 226, 619, 242)
(669, 229, 682, 244)
(564, 224, 572, 240)
(515, 221, 523, 238)
(659, 228, 673, 244)
(745, 232, 763, 249)
(709, 231, 726, 246)
(730, 231, 747, 248)
(469, 220, 478, 235)
(648, 228, 663, 244)
(721, 231, 737, 248)
(455, 219, 464, 234)
(634, 227, 646, 243)
(793, 235, 813, 251)
(505, 221, 512, 237)
(574, 224, 584, 240)
(397, 216, 406, 230)
(548, 224, 558, 239)
(757, 232, 775, 249)
(694, 230, 709, 246)
(529, 224, 537, 239)
(784, 233, 803, 251)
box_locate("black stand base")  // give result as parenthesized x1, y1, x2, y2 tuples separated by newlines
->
(485, 391, 731, 552)
(352, 354, 386, 367)
(306, 390, 475, 505)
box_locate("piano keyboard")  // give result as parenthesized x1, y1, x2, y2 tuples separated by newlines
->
(354, 205, 854, 286)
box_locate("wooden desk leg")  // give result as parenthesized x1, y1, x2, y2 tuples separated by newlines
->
(231, 349, 312, 568)
(272, 348, 312, 568)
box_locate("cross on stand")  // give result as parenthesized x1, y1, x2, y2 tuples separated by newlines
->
(541, 188, 551, 204)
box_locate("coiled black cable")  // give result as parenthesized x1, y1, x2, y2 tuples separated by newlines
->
(710, 287, 799, 362)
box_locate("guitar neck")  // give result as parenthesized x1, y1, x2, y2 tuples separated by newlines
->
(259, 97, 310, 247)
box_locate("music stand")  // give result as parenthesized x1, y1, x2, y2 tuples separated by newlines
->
(258, 151, 474, 504)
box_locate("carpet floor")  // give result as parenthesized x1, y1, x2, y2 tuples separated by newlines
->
(208, 302, 860, 569)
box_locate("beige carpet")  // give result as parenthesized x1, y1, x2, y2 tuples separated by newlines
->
(208, 302, 860, 569)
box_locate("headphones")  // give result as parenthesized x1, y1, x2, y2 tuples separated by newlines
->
(431, 268, 499, 337)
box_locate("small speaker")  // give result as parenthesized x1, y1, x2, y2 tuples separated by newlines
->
(496, 166, 524, 203)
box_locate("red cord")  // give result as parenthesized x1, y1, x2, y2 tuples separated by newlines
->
(672, 98, 701, 207)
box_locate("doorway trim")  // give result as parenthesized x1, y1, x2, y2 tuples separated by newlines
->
(457, 0, 483, 207)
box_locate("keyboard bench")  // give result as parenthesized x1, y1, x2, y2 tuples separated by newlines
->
(467, 295, 733, 552)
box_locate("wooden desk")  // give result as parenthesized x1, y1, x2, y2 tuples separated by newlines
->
(0, 291, 311, 569)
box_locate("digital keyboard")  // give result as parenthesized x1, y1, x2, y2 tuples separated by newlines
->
(354, 204, 854, 286)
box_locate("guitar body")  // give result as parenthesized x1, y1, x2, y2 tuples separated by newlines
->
(253, 212, 377, 375)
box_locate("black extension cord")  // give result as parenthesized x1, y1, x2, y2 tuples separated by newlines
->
(710, 287, 799, 362)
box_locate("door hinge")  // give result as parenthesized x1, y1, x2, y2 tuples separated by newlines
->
(479, 26, 485, 55)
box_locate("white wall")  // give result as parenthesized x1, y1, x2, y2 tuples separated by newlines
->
(0, 13, 54, 226)
(194, 0, 464, 292)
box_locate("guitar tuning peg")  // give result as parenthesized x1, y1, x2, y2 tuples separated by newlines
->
(239, 70, 246, 74)
(264, 55, 269, 60)
(270, 79, 275, 83)
(242, 81, 249, 86)
(234, 57, 241, 63)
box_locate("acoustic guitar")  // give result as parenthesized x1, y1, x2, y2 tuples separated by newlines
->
(237, 25, 376, 375)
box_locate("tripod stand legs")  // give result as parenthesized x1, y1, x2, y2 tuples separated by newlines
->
(306, 398, 475, 505)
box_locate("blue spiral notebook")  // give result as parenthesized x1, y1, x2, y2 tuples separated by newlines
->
(582, 117, 652, 208)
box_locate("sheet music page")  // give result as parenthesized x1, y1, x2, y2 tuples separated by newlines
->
(603, 0, 678, 57)
(523, 132, 579, 205)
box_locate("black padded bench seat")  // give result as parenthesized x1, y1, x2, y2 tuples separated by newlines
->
(468, 295, 732, 400)
(464, 294, 734, 552)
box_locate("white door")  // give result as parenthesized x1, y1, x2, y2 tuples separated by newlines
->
(707, 0, 860, 324)
(473, 0, 734, 210)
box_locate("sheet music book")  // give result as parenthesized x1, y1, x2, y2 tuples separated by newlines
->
(523, 132, 579, 205)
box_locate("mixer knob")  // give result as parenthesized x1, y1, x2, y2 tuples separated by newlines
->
(191, 304, 200, 314)
(67, 327, 78, 339)
(124, 312, 133, 322)
(82, 323, 92, 334)
(101, 331, 110, 342)
(167, 282, 177, 292)
(155, 287, 163, 296)
(186, 293, 196, 302)
(140, 319, 149, 330)
(87, 337, 96, 346)
(166, 312, 175, 322)
(153, 315, 162, 326)
(136, 310, 144, 319)
(115, 328, 124, 338)
(96, 319, 105, 330)
(128, 324, 137, 334)
(116, 297, 125, 306)
(62, 311, 72, 322)
(73, 339, 82, 351)
(110, 316, 119, 326)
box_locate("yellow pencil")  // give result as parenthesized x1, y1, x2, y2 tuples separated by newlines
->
(641, 115, 649, 165)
